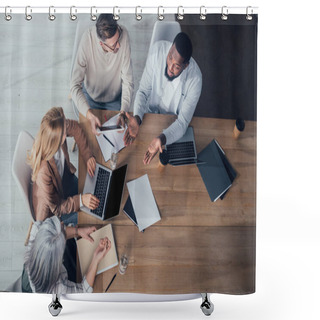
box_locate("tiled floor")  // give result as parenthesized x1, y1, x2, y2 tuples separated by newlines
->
(0, 13, 174, 290)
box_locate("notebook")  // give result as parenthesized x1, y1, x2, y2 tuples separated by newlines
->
(197, 139, 233, 202)
(77, 224, 118, 276)
(214, 140, 237, 200)
(165, 127, 204, 166)
(96, 114, 126, 162)
(81, 163, 127, 221)
(123, 195, 145, 232)
(126, 174, 161, 231)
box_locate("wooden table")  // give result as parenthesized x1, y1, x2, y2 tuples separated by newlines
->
(78, 110, 256, 294)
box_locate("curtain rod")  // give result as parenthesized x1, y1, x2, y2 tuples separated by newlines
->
(0, 6, 259, 16)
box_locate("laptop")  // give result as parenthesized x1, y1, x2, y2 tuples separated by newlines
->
(164, 127, 205, 166)
(81, 163, 127, 221)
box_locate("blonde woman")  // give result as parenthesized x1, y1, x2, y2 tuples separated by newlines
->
(28, 107, 99, 223)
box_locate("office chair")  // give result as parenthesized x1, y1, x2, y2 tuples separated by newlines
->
(12, 130, 36, 244)
(148, 20, 181, 52)
(5, 275, 22, 293)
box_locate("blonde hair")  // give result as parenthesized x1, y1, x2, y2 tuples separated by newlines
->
(28, 107, 65, 182)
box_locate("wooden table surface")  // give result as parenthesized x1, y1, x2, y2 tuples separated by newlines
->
(78, 110, 256, 294)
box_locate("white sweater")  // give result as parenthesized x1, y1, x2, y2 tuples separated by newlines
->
(71, 25, 134, 116)
(134, 41, 202, 145)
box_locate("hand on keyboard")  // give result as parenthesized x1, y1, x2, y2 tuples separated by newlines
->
(82, 193, 100, 210)
(143, 137, 163, 165)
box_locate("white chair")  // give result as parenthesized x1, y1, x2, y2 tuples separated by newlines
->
(149, 20, 181, 52)
(12, 131, 36, 235)
(7, 131, 35, 292)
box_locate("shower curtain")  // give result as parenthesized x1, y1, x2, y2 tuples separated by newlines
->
(0, 9, 257, 296)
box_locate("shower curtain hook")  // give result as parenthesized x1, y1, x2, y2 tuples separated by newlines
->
(177, 6, 184, 21)
(200, 6, 207, 20)
(49, 6, 56, 21)
(113, 6, 120, 21)
(90, 6, 97, 21)
(158, 6, 164, 21)
(5, 6, 12, 21)
(70, 6, 77, 21)
(25, 6, 32, 21)
(246, 6, 253, 21)
(135, 6, 142, 21)
(221, 6, 228, 21)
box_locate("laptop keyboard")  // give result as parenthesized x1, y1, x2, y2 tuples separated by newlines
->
(166, 141, 195, 161)
(91, 167, 110, 217)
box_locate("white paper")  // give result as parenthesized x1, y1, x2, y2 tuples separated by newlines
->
(96, 114, 126, 162)
(127, 174, 161, 231)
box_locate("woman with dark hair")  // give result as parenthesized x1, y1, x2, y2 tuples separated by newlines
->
(22, 216, 111, 293)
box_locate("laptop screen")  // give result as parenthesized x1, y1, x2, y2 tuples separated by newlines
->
(104, 164, 128, 220)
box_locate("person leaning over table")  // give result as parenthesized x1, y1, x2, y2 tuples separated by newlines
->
(70, 13, 134, 135)
(22, 215, 111, 293)
(28, 107, 100, 224)
(121, 32, 202, 164)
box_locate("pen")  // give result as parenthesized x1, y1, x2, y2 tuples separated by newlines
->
(103, 134, 115, 148)
(105, 273, 117, 292)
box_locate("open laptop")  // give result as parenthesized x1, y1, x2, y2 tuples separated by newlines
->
(164, 127, 205, 166)
(81, 163, 127, 221)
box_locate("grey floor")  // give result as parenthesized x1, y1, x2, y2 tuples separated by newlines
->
(0, 13, 174, 290)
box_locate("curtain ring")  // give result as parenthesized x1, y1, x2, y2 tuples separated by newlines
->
(49, 6, 56, 21)
(158, 6, 164, 21)
(70, 6, 77, 21)
(177, 6, 184, 21)
(246, 6, 253, 21)
(25, 6, 32, 21)
(5, 6, 12, 21)
(135, 6, 142, 21)
(200, 6, 207, 20)
(221, 6, 228, 21)
(113, 6, 120, 21)
(90, 6, 97, 21)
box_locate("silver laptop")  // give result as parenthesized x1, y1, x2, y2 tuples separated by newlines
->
(164, 127, 204, 166)
(81, 163, 127, 221)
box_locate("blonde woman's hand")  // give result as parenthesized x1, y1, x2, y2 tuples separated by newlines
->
(87, 157, 96, 177)
(82, 194, 100, 210)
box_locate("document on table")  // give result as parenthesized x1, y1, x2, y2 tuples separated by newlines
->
(126, 174, 161, 231)
(77, 224, 118, 276)
(96, 114, 126, 162)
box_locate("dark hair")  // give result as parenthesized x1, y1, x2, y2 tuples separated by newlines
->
(96, 14, 118, 41)
(173, 32, 193, 64)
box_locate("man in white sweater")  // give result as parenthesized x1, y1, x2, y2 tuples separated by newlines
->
(71, 14, 133, 135)
(122, 32, 202, 164)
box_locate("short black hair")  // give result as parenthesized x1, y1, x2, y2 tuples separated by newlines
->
(173, 32, 193, 64)
(96, 14, 118, 41)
